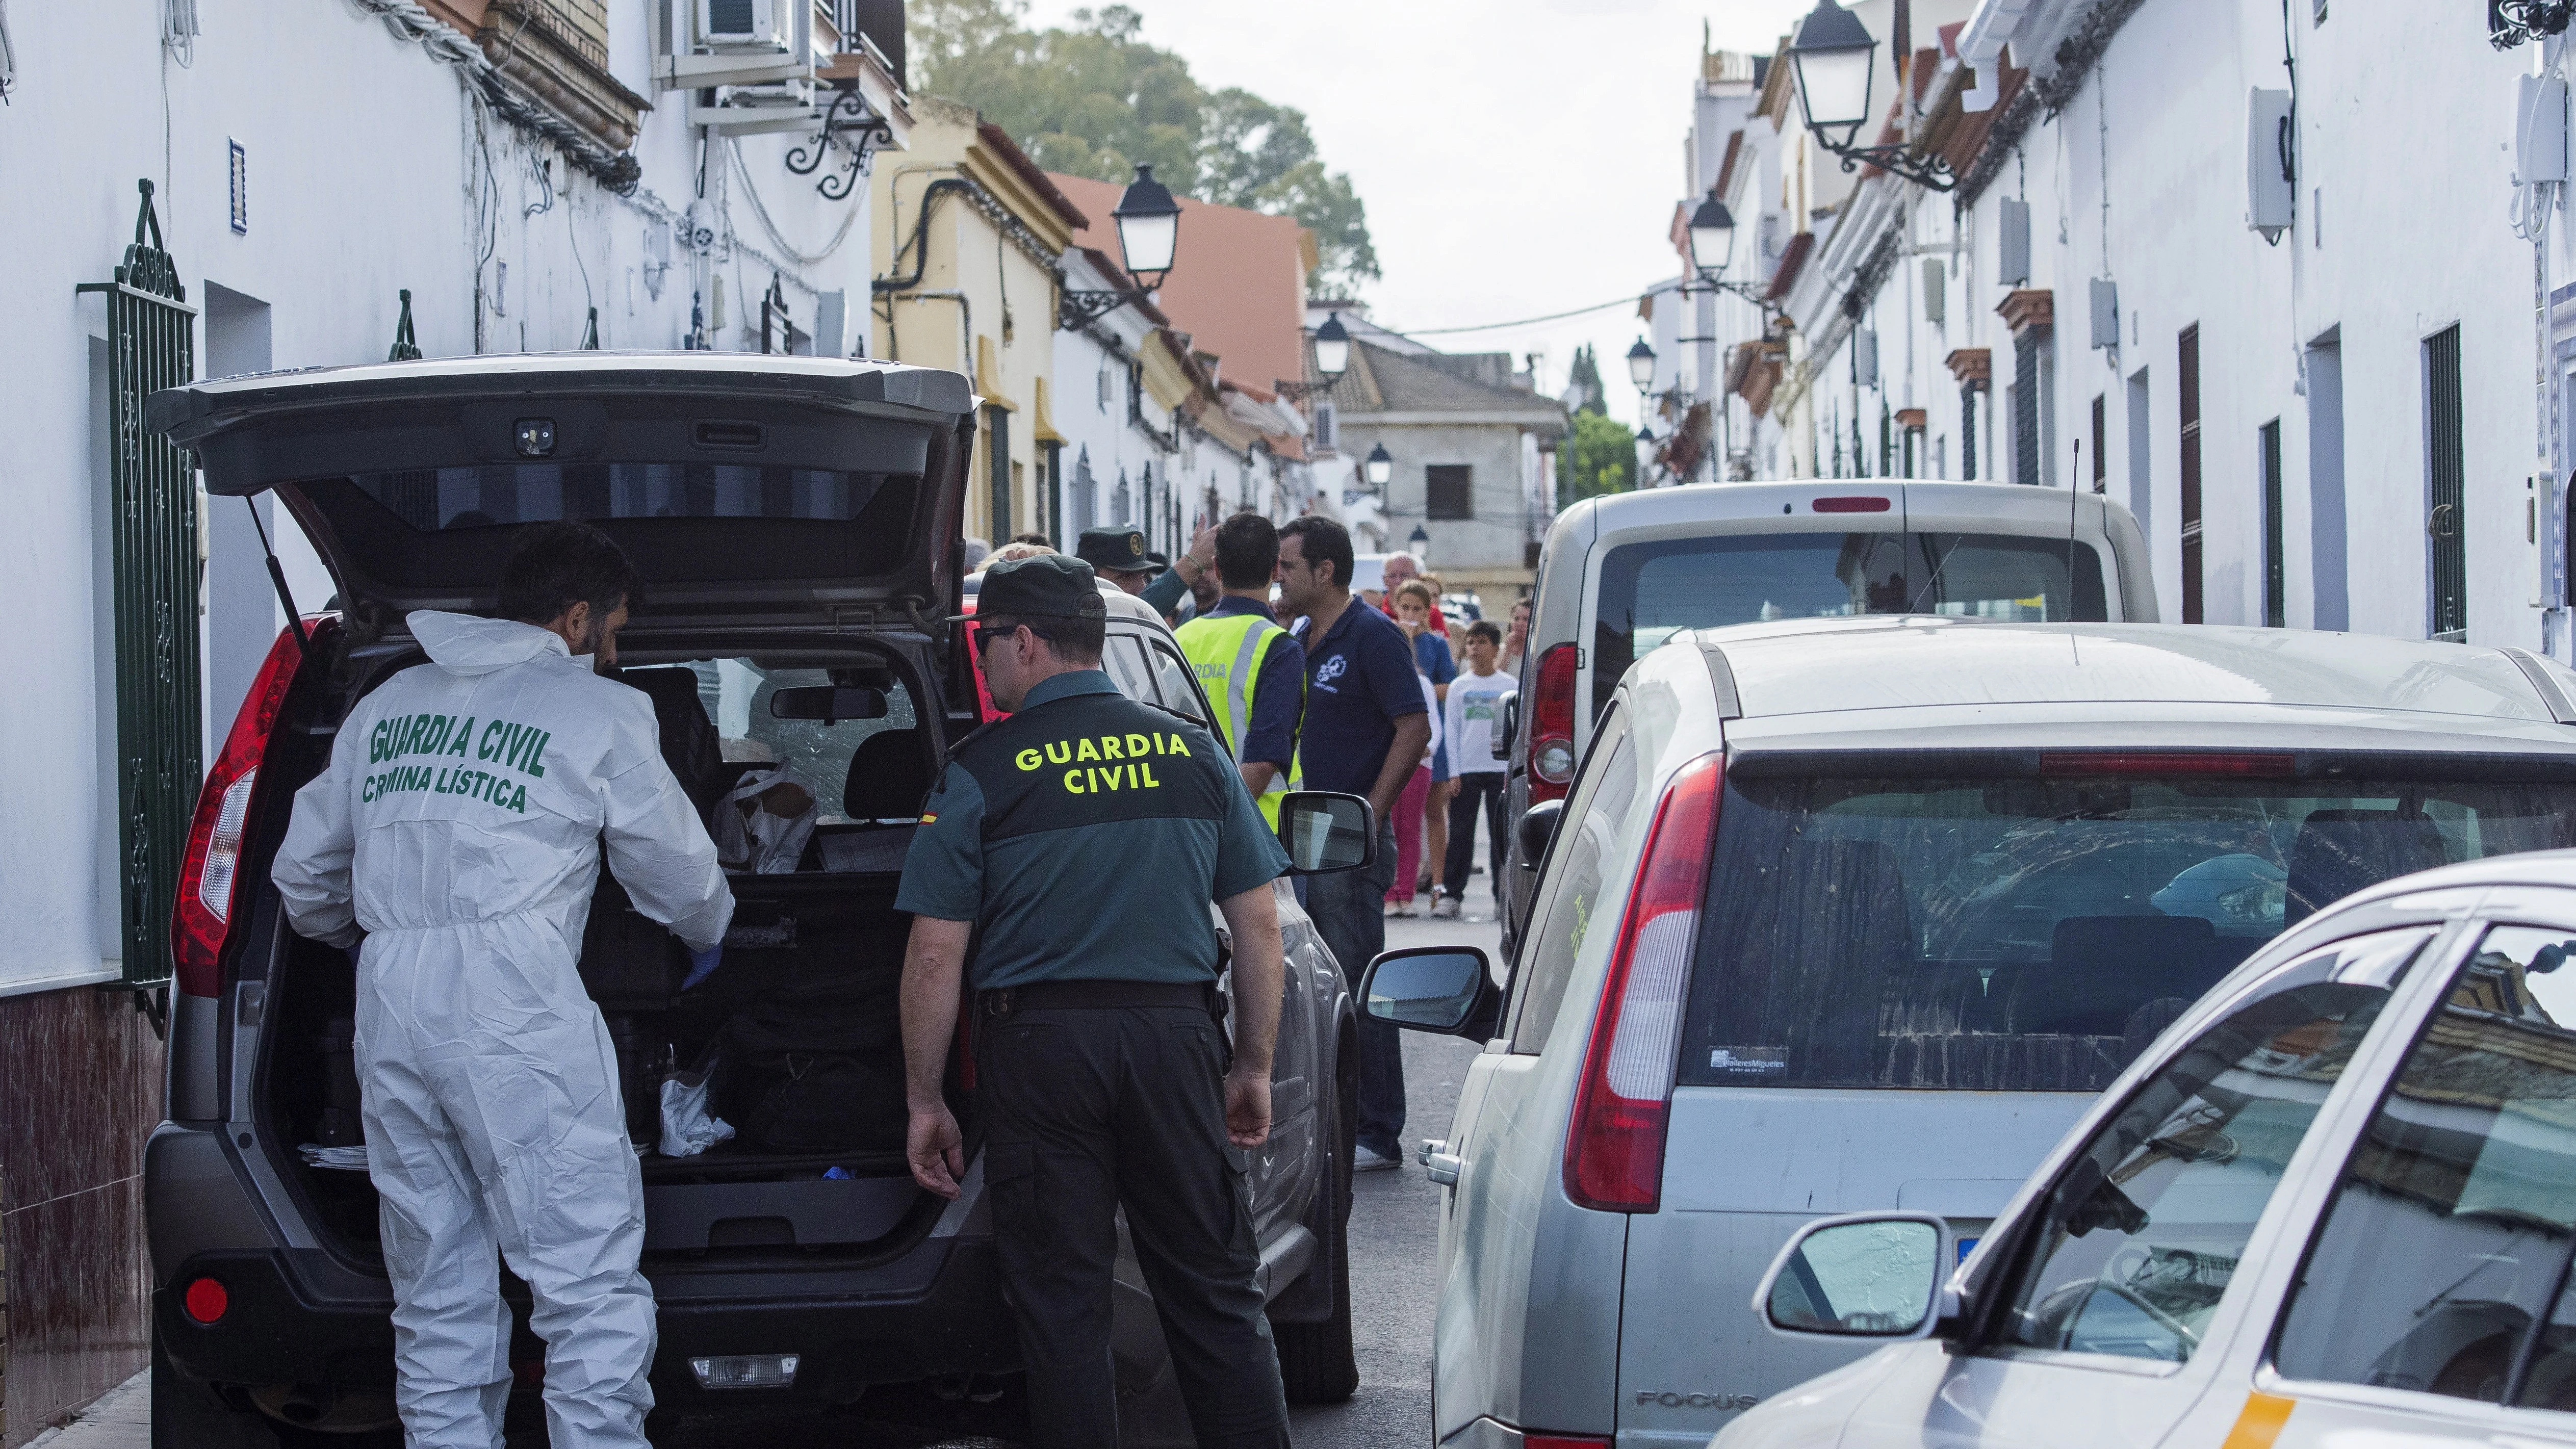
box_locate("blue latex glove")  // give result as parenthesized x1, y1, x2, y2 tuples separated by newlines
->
(682, 944, 724, 991)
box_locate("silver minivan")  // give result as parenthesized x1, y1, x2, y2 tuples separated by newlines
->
(1500, 480, 2156, 943)
(1365, 614, 2576, 1447)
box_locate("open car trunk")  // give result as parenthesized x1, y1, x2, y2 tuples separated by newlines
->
(161, 354, 984, 1265)
(262, 861, 945, 1265)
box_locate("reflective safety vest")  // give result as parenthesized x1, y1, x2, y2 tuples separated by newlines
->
(1174, 608, 1301, 828)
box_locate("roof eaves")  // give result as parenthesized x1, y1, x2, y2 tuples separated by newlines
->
(974, 120, 1089, 230)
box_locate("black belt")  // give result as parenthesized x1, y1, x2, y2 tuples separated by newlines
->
(978, 979, 1223, 1018)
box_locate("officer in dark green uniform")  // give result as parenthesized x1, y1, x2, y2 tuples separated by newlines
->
(895, 553, 1296, 1449)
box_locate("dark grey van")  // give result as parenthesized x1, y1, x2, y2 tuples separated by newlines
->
(140, 354, 1361, 1445)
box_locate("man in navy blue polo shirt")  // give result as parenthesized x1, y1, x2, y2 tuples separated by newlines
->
(1277, 515, 1430, 1171)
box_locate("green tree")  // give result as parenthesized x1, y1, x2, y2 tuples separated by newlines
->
(1556, 410, 1638, 507)
(915, 2, 1381, 292)
(1565, 344, 1606, 416)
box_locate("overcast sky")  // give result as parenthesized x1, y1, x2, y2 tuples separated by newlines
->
(1021, 0, 1817, 421)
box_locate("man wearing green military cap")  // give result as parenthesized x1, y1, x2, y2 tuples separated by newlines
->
(1077, 523, 1217, 620)
(897, 551, 1298, 1448)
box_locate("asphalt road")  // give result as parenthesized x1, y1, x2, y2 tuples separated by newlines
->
(1288, 859, 1500, 1449)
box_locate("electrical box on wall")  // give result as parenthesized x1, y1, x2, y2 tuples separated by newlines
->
(2090, 278, 2118, 350)
(1922, 258, 1946, 323)
(1854, 329, 1879, 381)
(2248, 89, 2295, 242)
(1998, 198, 2030, 286)
(2519, 73, 2569, 185)
(2536, 472, 2568, 608)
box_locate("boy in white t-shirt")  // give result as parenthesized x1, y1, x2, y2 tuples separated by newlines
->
(1436, 619, 1516, 919)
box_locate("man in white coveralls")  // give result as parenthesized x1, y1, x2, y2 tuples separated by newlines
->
(273, 521, 734, 1448)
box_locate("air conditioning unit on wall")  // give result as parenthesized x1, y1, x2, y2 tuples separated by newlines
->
(655, 0, 812, 92)
(697, 0, 786, 49)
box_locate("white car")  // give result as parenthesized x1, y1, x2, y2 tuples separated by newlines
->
(1358, 615, 2576, 1448)
(1501, 479, 2156, 945)
(1729, 846, 2576, 1449)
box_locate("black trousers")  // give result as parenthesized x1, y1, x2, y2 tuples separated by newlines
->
(1441, 772, 1508, 902)
(978, 1003, 1292, 1449)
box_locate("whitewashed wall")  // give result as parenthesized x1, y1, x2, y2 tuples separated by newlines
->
(1784, 0, 2567, 657)
(0, 2, 882, 988)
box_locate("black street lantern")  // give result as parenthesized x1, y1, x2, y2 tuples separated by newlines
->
(1313, 312, 1351, 380)
(1364, 442, 1394, 488)
(1111, 164, 1181, 284)
(1060, 164, 1188, 329)
(1788, 0, 1877, 150)
(1407, 523, 1431, 565)
(1626, 338, 1657, 393)
(1687, 191, 1737, 278)
(1785, 0, 1957, 192)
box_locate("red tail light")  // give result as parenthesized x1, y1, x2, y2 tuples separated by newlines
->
(172, 623, 315, 998)
(183, 1276, 229, 1324)
(1528, 643, 1580, 804)
(1564, 752, 1721, 1213)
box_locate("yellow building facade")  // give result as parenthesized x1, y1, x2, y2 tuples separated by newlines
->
(869, 96, 1084, 543)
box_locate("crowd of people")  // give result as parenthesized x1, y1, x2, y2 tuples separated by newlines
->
(964, 514, 1529, 1173)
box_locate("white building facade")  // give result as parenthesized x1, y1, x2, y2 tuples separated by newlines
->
(0, 6, 904, 1428)
(1681, 0, 2576, 659)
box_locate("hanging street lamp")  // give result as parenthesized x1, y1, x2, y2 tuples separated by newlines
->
(1111, 164, 1181, 282)
(1364, 442, 1394, 488)
(1785, 0, 1956, 192)
(1277, 312, 1351, 403)
(1312, 312, 1351, 379)
(1059, 164, 1187, 329)
(1688, 192, 1737, 279)
(1626, 338, 1657, 393)
(1407, 523, 1431, 566)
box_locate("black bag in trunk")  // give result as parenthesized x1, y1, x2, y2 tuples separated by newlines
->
(715, 970, 908, 1153)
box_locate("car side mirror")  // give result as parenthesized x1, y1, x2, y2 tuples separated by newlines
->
(1357, 946, 1497, 1036)
(1516, 798, 1562, 869)
(1754, 1212, 1955, 1342)
(769, 685, 888, 723)
(1278, 792, 1376, 875)
(1498, 693, 1520, 758)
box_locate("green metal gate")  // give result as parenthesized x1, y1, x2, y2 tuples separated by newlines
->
(78, 180, 199, 989)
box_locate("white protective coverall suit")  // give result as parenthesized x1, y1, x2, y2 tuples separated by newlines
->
(274, 610, 733, 1449)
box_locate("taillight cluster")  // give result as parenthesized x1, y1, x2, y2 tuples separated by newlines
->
(172, 624, 314, 997)
(1527, 643, 1580, 804)
(1563, 752, 1721, 1213)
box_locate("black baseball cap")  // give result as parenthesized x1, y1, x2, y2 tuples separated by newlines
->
(953, 553, 1108, 622)
(1075, 526, 1156, 575)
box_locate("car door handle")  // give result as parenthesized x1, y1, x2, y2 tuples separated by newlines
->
(1419, 1138, 1462, 1186)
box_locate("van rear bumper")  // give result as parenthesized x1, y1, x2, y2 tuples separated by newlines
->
(153, 1238, 1018, 1409)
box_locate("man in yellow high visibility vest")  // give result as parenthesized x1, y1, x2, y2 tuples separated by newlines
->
(1175, 512, 1304, 827)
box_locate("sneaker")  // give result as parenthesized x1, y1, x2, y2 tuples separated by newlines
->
(1431, 895, 1461, 919)
(1384, 899, 1416, 917)
(1353, 1144, 1402, 1172)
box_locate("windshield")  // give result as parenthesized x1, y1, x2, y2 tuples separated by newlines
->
(1676, 767, 2576, 1093)
(1594, 532, 2107, 716)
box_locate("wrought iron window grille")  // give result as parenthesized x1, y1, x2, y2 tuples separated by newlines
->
(76, 179, 200, 1001)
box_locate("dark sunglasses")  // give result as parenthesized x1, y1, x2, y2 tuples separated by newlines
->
(972, 623, 1024, 649)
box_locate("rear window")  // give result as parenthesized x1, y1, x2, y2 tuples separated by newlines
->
(296, 464, 922, 590)
(1594, 533, 2107, 715)
(1677, 768, 2576, 1093)
(350, 464, 891, 527)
